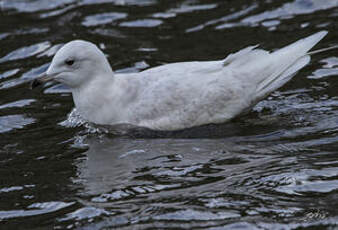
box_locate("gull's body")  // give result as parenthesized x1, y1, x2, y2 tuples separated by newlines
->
(34, 31, 330, 131)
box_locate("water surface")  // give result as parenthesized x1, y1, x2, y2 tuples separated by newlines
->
(1, 0, 338, 229)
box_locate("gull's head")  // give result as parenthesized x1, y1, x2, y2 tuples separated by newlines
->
(31, 40, 112, 89)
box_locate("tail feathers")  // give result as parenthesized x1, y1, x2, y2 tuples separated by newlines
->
(274, 31, 327, 57)
(257, 42, 338, 98)
(253, 31, 328, 99)
(222, 31, 333, 103)
(256, 55, 310, 100)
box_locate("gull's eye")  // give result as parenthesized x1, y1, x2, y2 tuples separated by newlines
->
(65, 59, 75, 66)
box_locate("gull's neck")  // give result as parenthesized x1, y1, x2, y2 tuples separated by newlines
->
(71, 70, 116, 125)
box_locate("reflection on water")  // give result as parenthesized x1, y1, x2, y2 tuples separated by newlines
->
(1, 0, 338, 229)
(69, 133, 338, 228)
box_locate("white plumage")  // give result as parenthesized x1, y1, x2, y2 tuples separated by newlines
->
(34, 31, 329, 131)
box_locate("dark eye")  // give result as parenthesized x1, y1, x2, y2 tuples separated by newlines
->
(65, 59, 74, 66)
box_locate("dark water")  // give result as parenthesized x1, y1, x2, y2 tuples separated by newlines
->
(1, 0, 338, 229)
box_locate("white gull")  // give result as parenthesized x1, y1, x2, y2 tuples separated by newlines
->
(32, 31, 333, 131)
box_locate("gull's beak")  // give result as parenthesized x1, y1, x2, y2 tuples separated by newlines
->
(31, 72, 54, 89)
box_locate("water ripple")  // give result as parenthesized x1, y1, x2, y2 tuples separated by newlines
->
(0, 42, 50, 63)
(0, 201, 75, 220)
(120, 19, 163, 28)
(0, 115, 35, 133)
(82, 12, 127, 27)
(217, 0, 338, 29)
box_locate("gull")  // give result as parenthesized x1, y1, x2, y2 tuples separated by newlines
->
(32, 31, 335, 131)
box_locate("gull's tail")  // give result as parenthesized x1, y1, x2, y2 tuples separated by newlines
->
(223, 31, 336, 104)
(253, 31, 331, 100)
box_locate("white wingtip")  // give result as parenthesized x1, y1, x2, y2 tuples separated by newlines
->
(304, 30, 328, 47)
(275, 30, 328, 56)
